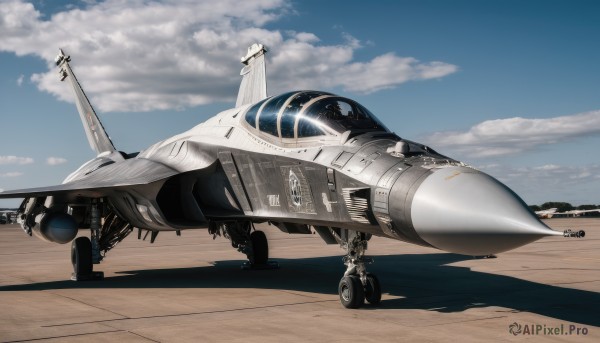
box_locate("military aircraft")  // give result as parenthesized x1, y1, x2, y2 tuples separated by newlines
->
(0, 44, 585, 309)
(556, 209, 600, 217)
(535, 207, 600, 218)
(535, 208, 558, 219)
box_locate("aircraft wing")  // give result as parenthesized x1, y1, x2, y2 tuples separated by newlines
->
(0, 159, 178, 200)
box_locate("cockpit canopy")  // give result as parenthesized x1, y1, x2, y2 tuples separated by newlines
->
(243, 91, 388, 140)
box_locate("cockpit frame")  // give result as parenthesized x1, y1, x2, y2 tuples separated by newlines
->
(241, 91, 388, 148)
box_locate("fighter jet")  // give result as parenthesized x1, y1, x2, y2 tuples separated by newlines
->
(535, 208, 558, 219)
(0, 44, 585, 308)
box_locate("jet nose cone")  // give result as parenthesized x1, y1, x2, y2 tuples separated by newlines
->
(410, 167, 561, 256)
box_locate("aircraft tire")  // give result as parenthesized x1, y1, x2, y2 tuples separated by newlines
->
(338, 275, 364, 309)
(250, 230, 268, 265)
(71, 237, 93, 276)
(364, 273, 382, 305)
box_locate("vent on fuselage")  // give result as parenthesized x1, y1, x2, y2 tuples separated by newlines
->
(342, 188, 376, 224)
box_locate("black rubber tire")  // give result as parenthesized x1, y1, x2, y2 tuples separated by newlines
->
(365, 273, 382, 305)
(338, 275, 365, 309)
(250, 230, 268, 265)
(71, 237, 93, 276)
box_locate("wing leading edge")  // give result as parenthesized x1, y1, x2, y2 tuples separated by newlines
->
(0, 159, 178, 200)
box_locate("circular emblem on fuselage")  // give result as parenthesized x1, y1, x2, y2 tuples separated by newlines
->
(289, 170, 302, 206)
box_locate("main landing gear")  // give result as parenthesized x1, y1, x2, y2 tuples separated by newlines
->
(210, 221, 278, 270)
(71, 202, 104, 281)
(71, 236, 104, 280)
(338, 230, 381, 309)
(249, 230, 269, 266)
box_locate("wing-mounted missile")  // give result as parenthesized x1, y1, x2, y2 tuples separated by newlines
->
(55, 49, 118, 156)
(15, 197, 78, 244)
(16, 197, 42, 236)
(235, 43, 268, 108)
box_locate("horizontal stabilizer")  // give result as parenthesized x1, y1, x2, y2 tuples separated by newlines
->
(56, 49, 116, 155)
(235, 43, 268, 108)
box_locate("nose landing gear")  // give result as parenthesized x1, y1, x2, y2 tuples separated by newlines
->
(338, 230, 381, 308)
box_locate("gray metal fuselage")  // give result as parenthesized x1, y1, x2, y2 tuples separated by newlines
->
(61, 104, 434, 244)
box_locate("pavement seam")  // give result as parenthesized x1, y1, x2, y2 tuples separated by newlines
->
(0, 329, 124, 343)
(124, 330, 162, 343)
(45, 291, 129, 320)
(42, 299, 337, 327)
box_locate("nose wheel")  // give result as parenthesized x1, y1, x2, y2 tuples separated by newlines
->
(338, 275, 364, 308)
(338, 230, 382, 308)
(364, 272, 382, 305)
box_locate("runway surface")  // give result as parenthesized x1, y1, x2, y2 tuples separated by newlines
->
(0, 218, 598, 342)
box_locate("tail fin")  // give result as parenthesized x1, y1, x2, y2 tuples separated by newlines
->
(55, 49, 116, 155)
(235, 43, 268, 108)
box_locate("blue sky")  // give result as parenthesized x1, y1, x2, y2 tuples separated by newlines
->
(1, 0, 600, 208)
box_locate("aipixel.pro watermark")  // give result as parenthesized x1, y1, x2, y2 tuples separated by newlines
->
(509, 322, 589, 336)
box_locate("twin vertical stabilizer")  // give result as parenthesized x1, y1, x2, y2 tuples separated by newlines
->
(55, 49, 116, 155)
(55, 43, 267, 155)
(235, 43, 268, 108)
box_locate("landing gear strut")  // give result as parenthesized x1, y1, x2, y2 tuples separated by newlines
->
(338, 230, 381, 308)
(71, 201, 104, 281)
(210, 221, 278, 270)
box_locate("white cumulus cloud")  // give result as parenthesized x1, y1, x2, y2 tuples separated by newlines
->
(0, 155, 34, 165)
(424, 110, 600, 158)
(17, 74, 24, 86)
(0, 172, 23, 177)
(46, 157, 67, 165)
(0, 0, 457, 112)
(478, 163, 600, 205)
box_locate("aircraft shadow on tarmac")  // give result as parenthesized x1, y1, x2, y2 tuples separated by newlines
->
(1, 253, 599, 327)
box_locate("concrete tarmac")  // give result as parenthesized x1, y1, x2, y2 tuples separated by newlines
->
(0, 218, 598, 342)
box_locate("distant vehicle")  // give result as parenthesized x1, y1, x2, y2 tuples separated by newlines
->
(0, 44, 586, 309)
